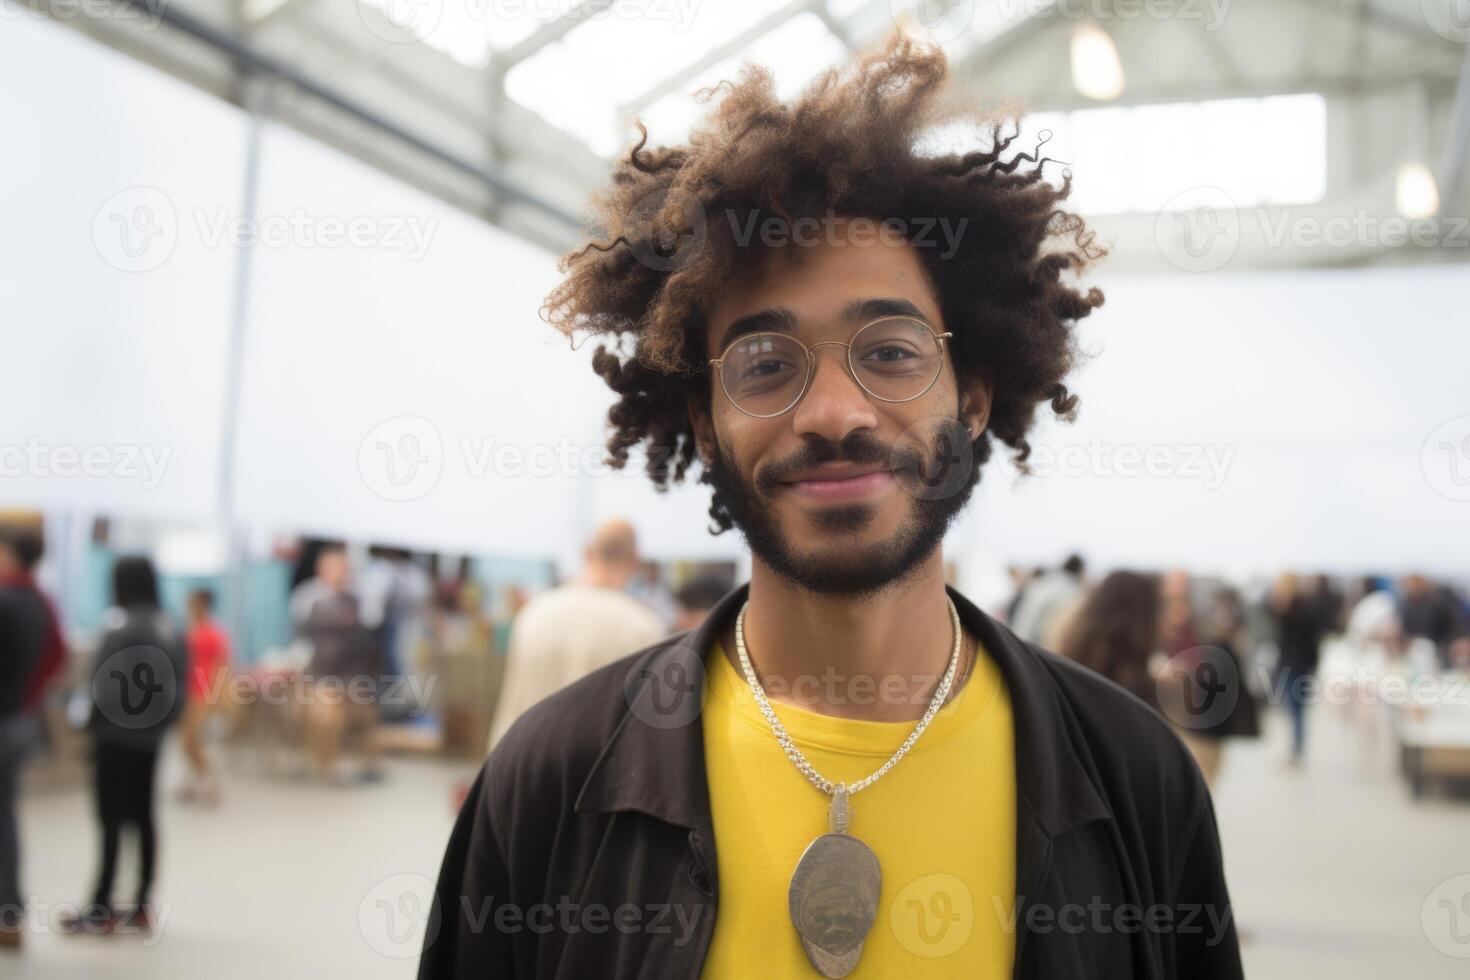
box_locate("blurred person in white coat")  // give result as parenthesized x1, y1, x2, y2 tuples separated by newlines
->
(486, 519, 667, 753)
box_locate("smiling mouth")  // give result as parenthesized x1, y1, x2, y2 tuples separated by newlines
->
(783, 469, 896, 502)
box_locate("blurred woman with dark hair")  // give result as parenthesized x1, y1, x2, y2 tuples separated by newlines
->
(1058, 571, 1164, 710)
(60, 556, 186, 936)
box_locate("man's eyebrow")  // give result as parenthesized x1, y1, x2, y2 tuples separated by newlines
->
(714, 297, 930, 356)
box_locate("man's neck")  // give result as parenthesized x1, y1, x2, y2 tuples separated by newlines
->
(719, 552, 972, 723)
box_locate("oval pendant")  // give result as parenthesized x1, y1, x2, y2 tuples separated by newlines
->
(787, 833, 882, 978)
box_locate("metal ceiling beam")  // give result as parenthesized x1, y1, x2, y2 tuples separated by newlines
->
(954, 0, 1060, 76)
(961, 54, 1462, 114)
(617, 0, 825, 120)
(120, 0, 582, 230)
(1441, 46, 1470, 216)
(495, 0, 616, 72)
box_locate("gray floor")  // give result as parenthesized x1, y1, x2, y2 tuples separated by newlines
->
(7, 705, 1469, 978)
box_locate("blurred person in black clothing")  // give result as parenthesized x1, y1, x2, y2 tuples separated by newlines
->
(1269, 573, 1324, 767)
(0, 528, 48, 949)
(672, 576, 731, 632)
(60, 556, 187, 936)
(1306, 574, 1344, 639)
(1398, 574, 1464, 668)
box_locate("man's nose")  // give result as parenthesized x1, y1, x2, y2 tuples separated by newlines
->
(789, 347, 878, 444)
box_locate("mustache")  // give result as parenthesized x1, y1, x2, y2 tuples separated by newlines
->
(754, 430, 933, 493)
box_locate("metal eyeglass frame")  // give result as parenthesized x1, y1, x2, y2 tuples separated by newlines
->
(706, 315, 954, 419)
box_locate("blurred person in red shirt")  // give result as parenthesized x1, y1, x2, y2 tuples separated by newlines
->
(178, 588, 230, 805)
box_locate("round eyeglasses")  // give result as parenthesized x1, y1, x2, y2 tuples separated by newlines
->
(708, 315, 954, 419)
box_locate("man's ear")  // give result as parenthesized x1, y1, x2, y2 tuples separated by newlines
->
(959, 372, 994, 442)
(687, 391, 716, 466)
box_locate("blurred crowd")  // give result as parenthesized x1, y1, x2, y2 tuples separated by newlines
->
(1005, 556, 1470, 787)
(3, 510, 1467, 953)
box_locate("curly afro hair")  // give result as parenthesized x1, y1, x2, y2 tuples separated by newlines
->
(541, 30, 1105, 532)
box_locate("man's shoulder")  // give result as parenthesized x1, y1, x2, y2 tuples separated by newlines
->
(1006, 630, 1207, 812)
(485, 629, 687, 789)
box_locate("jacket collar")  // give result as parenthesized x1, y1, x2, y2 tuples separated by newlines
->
(574, 580, 1113, 841)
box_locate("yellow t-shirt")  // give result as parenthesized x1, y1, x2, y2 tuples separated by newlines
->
(699, 634, 1017, 978)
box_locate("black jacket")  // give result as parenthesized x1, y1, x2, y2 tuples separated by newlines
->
(87, 606, 188, 749)
(421, 583, 1243, 979)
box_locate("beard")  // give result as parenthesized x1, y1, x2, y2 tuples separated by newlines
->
(703, 415, 978, 600)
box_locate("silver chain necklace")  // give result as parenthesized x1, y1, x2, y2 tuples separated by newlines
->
(732, 596, 963, 978)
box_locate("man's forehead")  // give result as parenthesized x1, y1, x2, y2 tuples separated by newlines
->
(707, 235, 941, 339)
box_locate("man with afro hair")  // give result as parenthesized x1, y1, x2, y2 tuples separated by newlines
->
(422, 31, 1241, 980)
